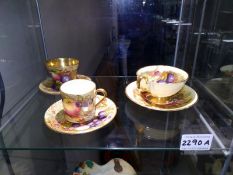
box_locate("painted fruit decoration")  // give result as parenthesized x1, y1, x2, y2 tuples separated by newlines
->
(51, 72, 61, 81)
(142, 69, 184, 83)
(51, 71, 71, 83)
(50, 69, 73, 91)
(62, 98, 95, 120)
(63, 99, 81, 117)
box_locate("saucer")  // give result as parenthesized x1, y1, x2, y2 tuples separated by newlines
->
(39, 74, 91, 95)
(44, 95, 117, 134)
(73, 158, 136, 175)
(125, 81, 198, 111)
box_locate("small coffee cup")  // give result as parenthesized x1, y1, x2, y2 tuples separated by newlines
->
(45, 58, 79, 89)
(60, 79, 107, 123)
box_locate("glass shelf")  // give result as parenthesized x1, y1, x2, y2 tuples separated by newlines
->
(0, 76, 232, 153)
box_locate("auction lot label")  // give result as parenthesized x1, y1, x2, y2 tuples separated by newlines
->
(180, 134, 213, 151)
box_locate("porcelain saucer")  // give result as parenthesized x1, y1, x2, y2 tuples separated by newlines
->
(44, 95, 117, 134)
(125, 81, 198, 111)
(73, 158, 136, 175)
(39, 74, 91, 95)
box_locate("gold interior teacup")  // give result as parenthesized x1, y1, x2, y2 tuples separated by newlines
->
(45, 58, 79, 89)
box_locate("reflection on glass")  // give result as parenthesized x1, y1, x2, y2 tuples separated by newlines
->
(125, 99, 182, 147)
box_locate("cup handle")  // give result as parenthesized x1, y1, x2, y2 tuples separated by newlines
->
(95, 88, 107, 107)
(137, 75, 148, 90)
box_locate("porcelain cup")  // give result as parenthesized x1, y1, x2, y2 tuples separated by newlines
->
(60, 79, 107, 123)
(45, 58, 79, 89)
(136, 65, 188, 97)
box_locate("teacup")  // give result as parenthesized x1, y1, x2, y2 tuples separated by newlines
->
(45, 58, 79, 89)
(60, 79, 107, 123)
(136, 65, 188, 97)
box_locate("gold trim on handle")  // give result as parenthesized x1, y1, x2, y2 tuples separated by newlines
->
(95, 88, 107, 107)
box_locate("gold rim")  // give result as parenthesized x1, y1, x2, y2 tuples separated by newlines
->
(45, 58, 79, 69)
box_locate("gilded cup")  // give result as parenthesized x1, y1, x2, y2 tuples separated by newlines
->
(60, 79, 107, 123)
(45, 58, 79, 89)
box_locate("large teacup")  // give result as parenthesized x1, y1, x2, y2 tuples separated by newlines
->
(136, 65, 188, 97)
(45, 58, 79, 89)
(60, 79, 107, 123)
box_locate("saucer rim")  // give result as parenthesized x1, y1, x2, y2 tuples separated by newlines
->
(39, 74, 91, 95)
(39, 79, 60, 95)
(44, 95, 117, 135)
(125, 81, 198, 111)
